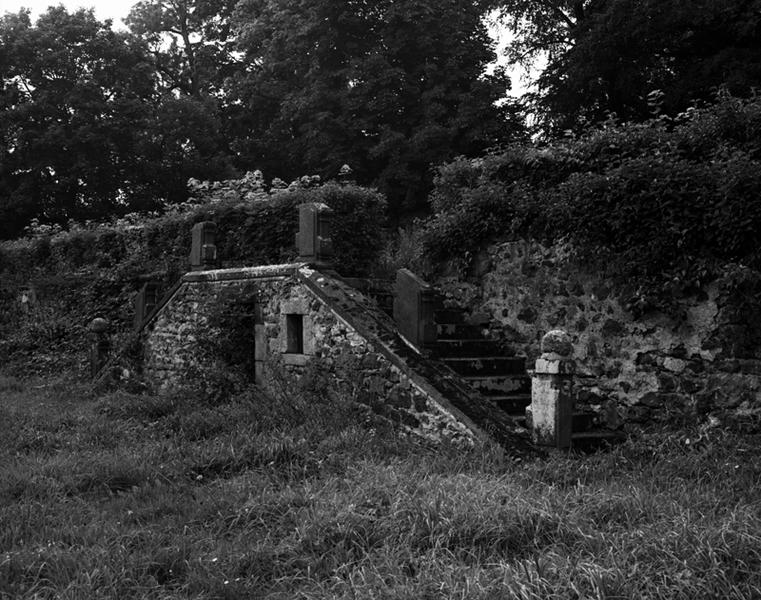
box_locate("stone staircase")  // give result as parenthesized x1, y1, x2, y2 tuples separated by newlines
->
(427, 301, 531, 422)
(354, 276, 623, 449)
(90, 204, 623, 451)
(350, 278, 532, 421)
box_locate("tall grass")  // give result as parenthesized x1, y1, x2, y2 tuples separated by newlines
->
(1, 376, 760, 599)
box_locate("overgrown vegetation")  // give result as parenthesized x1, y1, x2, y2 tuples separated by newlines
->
(422, 93, 761, 311)
(2, 181, 385, 276)
(498, 0, 761, 132)
(4, 0, 761, 237)
(1, 376, 760, 598)
(0, 1, 517, 238)
(0, 181, 385, 377)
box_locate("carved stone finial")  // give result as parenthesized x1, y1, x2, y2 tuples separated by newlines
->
(89, 317, 110, 334)
(540, 329, 573, 358)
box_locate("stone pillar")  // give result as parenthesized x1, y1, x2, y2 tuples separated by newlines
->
(295, 203, 333, 267)
(133, 282, 160, 331)
(393, 268, 437, 350)
(528, 330, 575, 448)
(89, 317, 111, 379)
(189, 221, 218, 271)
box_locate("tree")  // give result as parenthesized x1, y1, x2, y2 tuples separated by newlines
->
(498, 0, 761, 131)
(0, 7, 234, 239)
(231, 0, 525, 212)
(126, 0, 240, 97)
(125, 0, 242, 199)
(0, 8, 158, 237)
(497, 0, 593, 66)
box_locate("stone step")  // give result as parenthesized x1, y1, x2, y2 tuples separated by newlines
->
(434, 308, 467, 324)
(486, 394, 531, 414)
(442, 356, 526, 376)
(572, 411, 597, 432)
(462, 374, 531, 396)
(427, 339, 508, 358)
(524, 407, 599, 433)
(436, 323, 487, 339)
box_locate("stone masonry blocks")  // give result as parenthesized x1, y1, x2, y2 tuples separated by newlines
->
(142, 266, 475, 446)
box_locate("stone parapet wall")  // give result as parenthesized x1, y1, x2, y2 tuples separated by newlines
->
(460, 240, 761, 428)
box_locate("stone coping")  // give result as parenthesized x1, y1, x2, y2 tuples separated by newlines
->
(397, 267, 431, 289)
(297, 266, 536, 456)
(183, 263, 308, 282)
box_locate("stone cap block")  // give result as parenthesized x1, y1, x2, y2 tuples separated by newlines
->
(89, 317, 110, 334)
(534, 356, 575, 375)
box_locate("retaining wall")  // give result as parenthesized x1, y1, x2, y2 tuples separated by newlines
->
(450, 240, 761, 428)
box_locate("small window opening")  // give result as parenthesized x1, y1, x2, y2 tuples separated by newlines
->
(286, 314, 304, 354)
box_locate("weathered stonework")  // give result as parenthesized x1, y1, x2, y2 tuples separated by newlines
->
(457, 240, 761, 428)
(528, 330, 575, 447)
(142, 264, 482, 446)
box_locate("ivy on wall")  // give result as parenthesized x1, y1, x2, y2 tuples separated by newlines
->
(421, 93, 761, 312)
(0, 181, 386, 375)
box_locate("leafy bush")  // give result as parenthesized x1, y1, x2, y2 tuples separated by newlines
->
(377, 225, 431, 277)
(422, 93, 761, 309)
(3, 182, 385, 278)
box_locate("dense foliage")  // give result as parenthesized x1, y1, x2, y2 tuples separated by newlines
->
(0, 182, 386, 375)
(498, 0, 761, 131)
(229, 0, 523, 212)
(0, 8, 234, 239)
(0, 1, 520, 238)
(422, 94, 761, 309)
(2, 0, 761, 308)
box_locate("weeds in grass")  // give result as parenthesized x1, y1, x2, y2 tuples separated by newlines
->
(376, 225, 431, 278)
(2, 379, 761, 599)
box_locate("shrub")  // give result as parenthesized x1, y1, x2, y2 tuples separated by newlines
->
(307, 183, 387, 276)
(377, 225, 431, 277)
(421, 93, 761, 309)
(201, 283, 259, 383)
(2, 180, 385, 279)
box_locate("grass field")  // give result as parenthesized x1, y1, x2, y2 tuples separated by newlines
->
(1, 373, 760, 599)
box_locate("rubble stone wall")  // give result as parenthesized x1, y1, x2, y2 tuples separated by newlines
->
(143, 266, 475, 445)
(458, 240, 761, 428)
